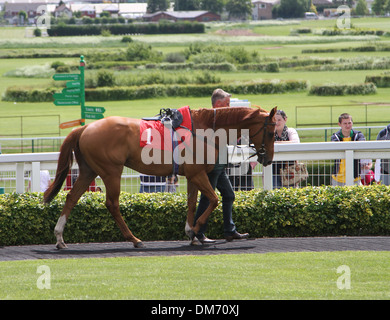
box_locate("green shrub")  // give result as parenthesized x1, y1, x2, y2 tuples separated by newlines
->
(126, 42, 162, 62)
(101, 29, 111, 37)
(1, 185, 390, 246)
(33, 28, 41, 37)
(365, 75, 390, 88)
(164, 52, 186, 63)
(97, 70, 115, 87)
(309, 83, 377, 96)
(47, 22, 205, 37)
(3, 80, 307, 102)
(121, 35, 133, 43)
(2, 86, 55, 102)
(238, 62, 279, 72)
(51, 61, 65, 70)
(55, 65, 71, 73)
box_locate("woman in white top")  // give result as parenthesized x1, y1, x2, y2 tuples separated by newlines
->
(273, 110, 300, 188)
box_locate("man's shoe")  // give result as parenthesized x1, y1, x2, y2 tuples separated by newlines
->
(225, 231, 249, 242)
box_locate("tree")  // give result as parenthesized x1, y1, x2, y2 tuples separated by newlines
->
(273, 0, 308, 18)
(18, 10, 27, 25)
(371, 0, 387, 15)
(174, 0, 201, 11)
(200, 0, 225, 14)
(385, 0, 390, 14)
(147, 0, 170, 13)
(226, 0, 253, 20)
(355, 0, 369, 16)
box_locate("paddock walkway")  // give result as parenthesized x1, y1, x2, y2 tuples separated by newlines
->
(1, 236, 389, 261)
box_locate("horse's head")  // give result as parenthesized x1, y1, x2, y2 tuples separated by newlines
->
(248, 106, 277, 166)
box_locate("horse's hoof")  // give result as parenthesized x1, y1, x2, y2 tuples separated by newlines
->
(185, 222, 196, 240)
(56, 241, 68, 250)
(134, 241, 144, 248)
(187, 229, 196, 241)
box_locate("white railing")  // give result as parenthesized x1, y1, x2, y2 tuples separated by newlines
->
(262, 141, 390, 190)
(0, 141, 390, 193)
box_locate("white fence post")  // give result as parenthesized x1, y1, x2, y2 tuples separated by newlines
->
(16, 163, 24, 193)
(263, 165, 273, 190)
(31, 162, 41, 192)
(345, 150, 354, 186)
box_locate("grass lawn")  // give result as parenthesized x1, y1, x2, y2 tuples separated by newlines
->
(1, 88, 390, 140)
(1, 19, 390, 140)
(1, 251, 389, 299)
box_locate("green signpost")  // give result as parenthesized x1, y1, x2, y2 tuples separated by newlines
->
(53, 55, 105, 128)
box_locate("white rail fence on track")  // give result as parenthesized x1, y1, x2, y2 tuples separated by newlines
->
(0, 125, 386, 154)
(1, 141, 390, 194)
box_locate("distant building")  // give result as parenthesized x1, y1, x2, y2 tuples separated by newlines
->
(2, 1, 148, 24)
(53, 3, 72, 19)
(252, 0, 280, 20)
(79, 4, 96, 18)
(3, 1, 58, 24)
(143, 10, 220, 22)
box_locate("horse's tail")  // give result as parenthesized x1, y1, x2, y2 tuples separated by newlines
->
(44, 126, 87, 204)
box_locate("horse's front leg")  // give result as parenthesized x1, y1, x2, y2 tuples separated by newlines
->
(187, 171, 219, 237)
(185, 181, 198, 239)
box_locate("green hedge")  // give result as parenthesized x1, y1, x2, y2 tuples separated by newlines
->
(365, 75, 390, 88)
(2, 80, 307, 102)
(1, 185, 390, 246)
(309, 82, 377, 96)
(2, 87, 56, 102)
(47, 22, 205, 36)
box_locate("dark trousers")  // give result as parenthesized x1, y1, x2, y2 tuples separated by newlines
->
(194, 167, 236, 238)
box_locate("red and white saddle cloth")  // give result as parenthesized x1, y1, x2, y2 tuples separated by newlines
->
(139, 106, 192, 150)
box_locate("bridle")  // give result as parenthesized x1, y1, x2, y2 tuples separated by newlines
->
(211, 108, 276, 163)
(248, 117, 276, 161)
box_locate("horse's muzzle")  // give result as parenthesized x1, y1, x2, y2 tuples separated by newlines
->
(257, 152, 273, 167)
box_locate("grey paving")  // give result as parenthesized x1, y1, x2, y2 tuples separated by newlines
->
(1, 236, 389, 261)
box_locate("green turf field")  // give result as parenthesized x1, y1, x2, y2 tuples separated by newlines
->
(1, 251, 389, 299)
(1, 19, 390, 300)
(1, 18, 390, 137)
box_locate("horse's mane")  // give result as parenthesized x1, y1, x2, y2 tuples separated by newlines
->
(191, 106, 267, 128)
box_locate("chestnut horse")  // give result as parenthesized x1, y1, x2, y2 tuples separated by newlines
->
(44, 106, 277, 249)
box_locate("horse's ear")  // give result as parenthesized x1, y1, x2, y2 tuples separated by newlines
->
(269, 106, 277, 119)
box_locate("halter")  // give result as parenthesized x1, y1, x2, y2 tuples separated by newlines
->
(212, 108, 276, 163)
(248, 117, 276, 161)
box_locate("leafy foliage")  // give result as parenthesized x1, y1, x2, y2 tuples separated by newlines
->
(1, 185, 390, 246)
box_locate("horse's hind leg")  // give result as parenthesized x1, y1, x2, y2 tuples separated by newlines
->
(54, 168, 97, 249)
(103, 173, 143, 248)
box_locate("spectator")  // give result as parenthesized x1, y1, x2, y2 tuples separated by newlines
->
(273, 110, 300, 188)
(165, 174, 178, 193)
(360, 159, 375, 185)
(227, 136, 256, 191)
(139, 174, 166, 193)
(27, 170, 51, 192)
(64, 168, 98, 192)
(375, 124, 390, 185)
(192, 88, 249, 245)
(331, 113, 365, 186)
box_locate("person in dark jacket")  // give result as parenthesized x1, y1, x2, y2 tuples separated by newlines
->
(375, 124, 390, 185)
(331, 113, 365, 186)
(192, 88, 249, 245)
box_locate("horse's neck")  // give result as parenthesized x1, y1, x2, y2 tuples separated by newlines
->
(192, 107, 257, 130)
